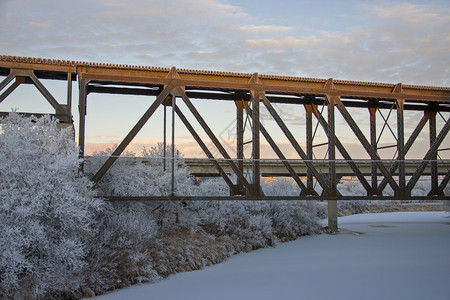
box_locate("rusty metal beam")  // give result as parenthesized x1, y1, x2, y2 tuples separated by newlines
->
(0, 79, 21, 104)
(251, 109, 261, 192)
(80, 85, 450, 112)
(327, 94, 337, 197)
(163, 104, 167, 172)
(305, 104, 314, 191)
(249, 73, 263, 196)
(397, 99, 406, 196)
(2, 55, 450, 103)
(235, 100, 245, 194)
(0, 72, 16, 91)
(369, 107, 378, 194)
(436, 170, 450, 196)
(326, 91, 338, 232)
(74, 67, 450, 102)
(78, 79, 88, 162)
(170, 96, 176, 196)
(429, 111, 438, 194)
(67, 72, 72, 113)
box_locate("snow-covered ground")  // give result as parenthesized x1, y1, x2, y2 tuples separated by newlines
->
(96, 212, 450, 300)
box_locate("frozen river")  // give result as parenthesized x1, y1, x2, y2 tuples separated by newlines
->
(96, 211, 450, 300)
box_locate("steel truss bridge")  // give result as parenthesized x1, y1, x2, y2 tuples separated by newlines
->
(1, 55, 450, 230)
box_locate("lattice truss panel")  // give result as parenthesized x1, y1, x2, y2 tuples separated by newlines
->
(1, 55, 450, 201)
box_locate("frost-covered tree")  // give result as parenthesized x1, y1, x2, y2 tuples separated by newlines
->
(0, 113, 103, 299)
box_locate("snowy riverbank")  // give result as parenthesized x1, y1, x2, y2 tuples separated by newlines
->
(96, 211, 450, 300)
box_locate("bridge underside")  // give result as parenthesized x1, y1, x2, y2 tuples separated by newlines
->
(1, 55, 450, 230)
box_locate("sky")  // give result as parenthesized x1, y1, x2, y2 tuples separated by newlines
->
(0, 0, 449, 158)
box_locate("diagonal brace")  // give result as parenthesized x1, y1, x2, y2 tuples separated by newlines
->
(0, 72, 16, 92)
(260, 95, 332, 194)
(174, 104, 235, 190)
(406, 116, 450, 193)
(29, 73, 67, 115)
(436, 170, 450, 196)
(179, 89, 254, 194)
(334, 97, 400, 193)
(92, 82, 176, 183)
(0, 79, 21, 104)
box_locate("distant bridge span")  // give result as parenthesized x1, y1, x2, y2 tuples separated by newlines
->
(184, 159, 450, 178)
(1, 55, 450, 231)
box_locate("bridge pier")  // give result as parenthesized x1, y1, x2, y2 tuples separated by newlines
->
(328, 200, 338, 232)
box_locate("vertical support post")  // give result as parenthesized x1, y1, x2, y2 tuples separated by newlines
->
(171, 95, 176, 196)
(252, 92, 261, 196)
(78, 79, 88, 165)
(429, 110, 438, 194)
(397, 99, 406, 197)
(67, 72, 72, 113)
(327, 96, 336, 196)
(163, 104, 167, 172)
(369, 107, 378, 195)
(327, 95, 338, 232)
(236, 100, 244, 195)
(305, 104, 314, 193)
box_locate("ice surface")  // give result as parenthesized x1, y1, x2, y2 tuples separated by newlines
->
(95, 212, 450, 300)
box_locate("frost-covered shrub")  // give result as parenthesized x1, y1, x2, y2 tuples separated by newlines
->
(196, 177, 230, 196)
(337, 178, 366, 196)
(85, 202, 159, 294)
(194, 176, 320, 247)
(0, 113, 103, 299)
(87, 144, 195, 197)
(268, 200, 319, 240)
(86, 143, 199, 232)
(193, 199, 319, 250)
(338, 200, 372, 214)
(261, 177, 301, 196)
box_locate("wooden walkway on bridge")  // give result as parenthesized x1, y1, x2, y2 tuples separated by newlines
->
(1, 55, 450, 230)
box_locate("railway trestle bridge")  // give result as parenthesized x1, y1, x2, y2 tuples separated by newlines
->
(1, 55, 450, 231)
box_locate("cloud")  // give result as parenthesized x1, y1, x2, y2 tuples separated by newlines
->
(362, 2, 442, 23)
(1, 0, 448, 86)
(238, 25, 293, 34)
(245, 36, 322, 48)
